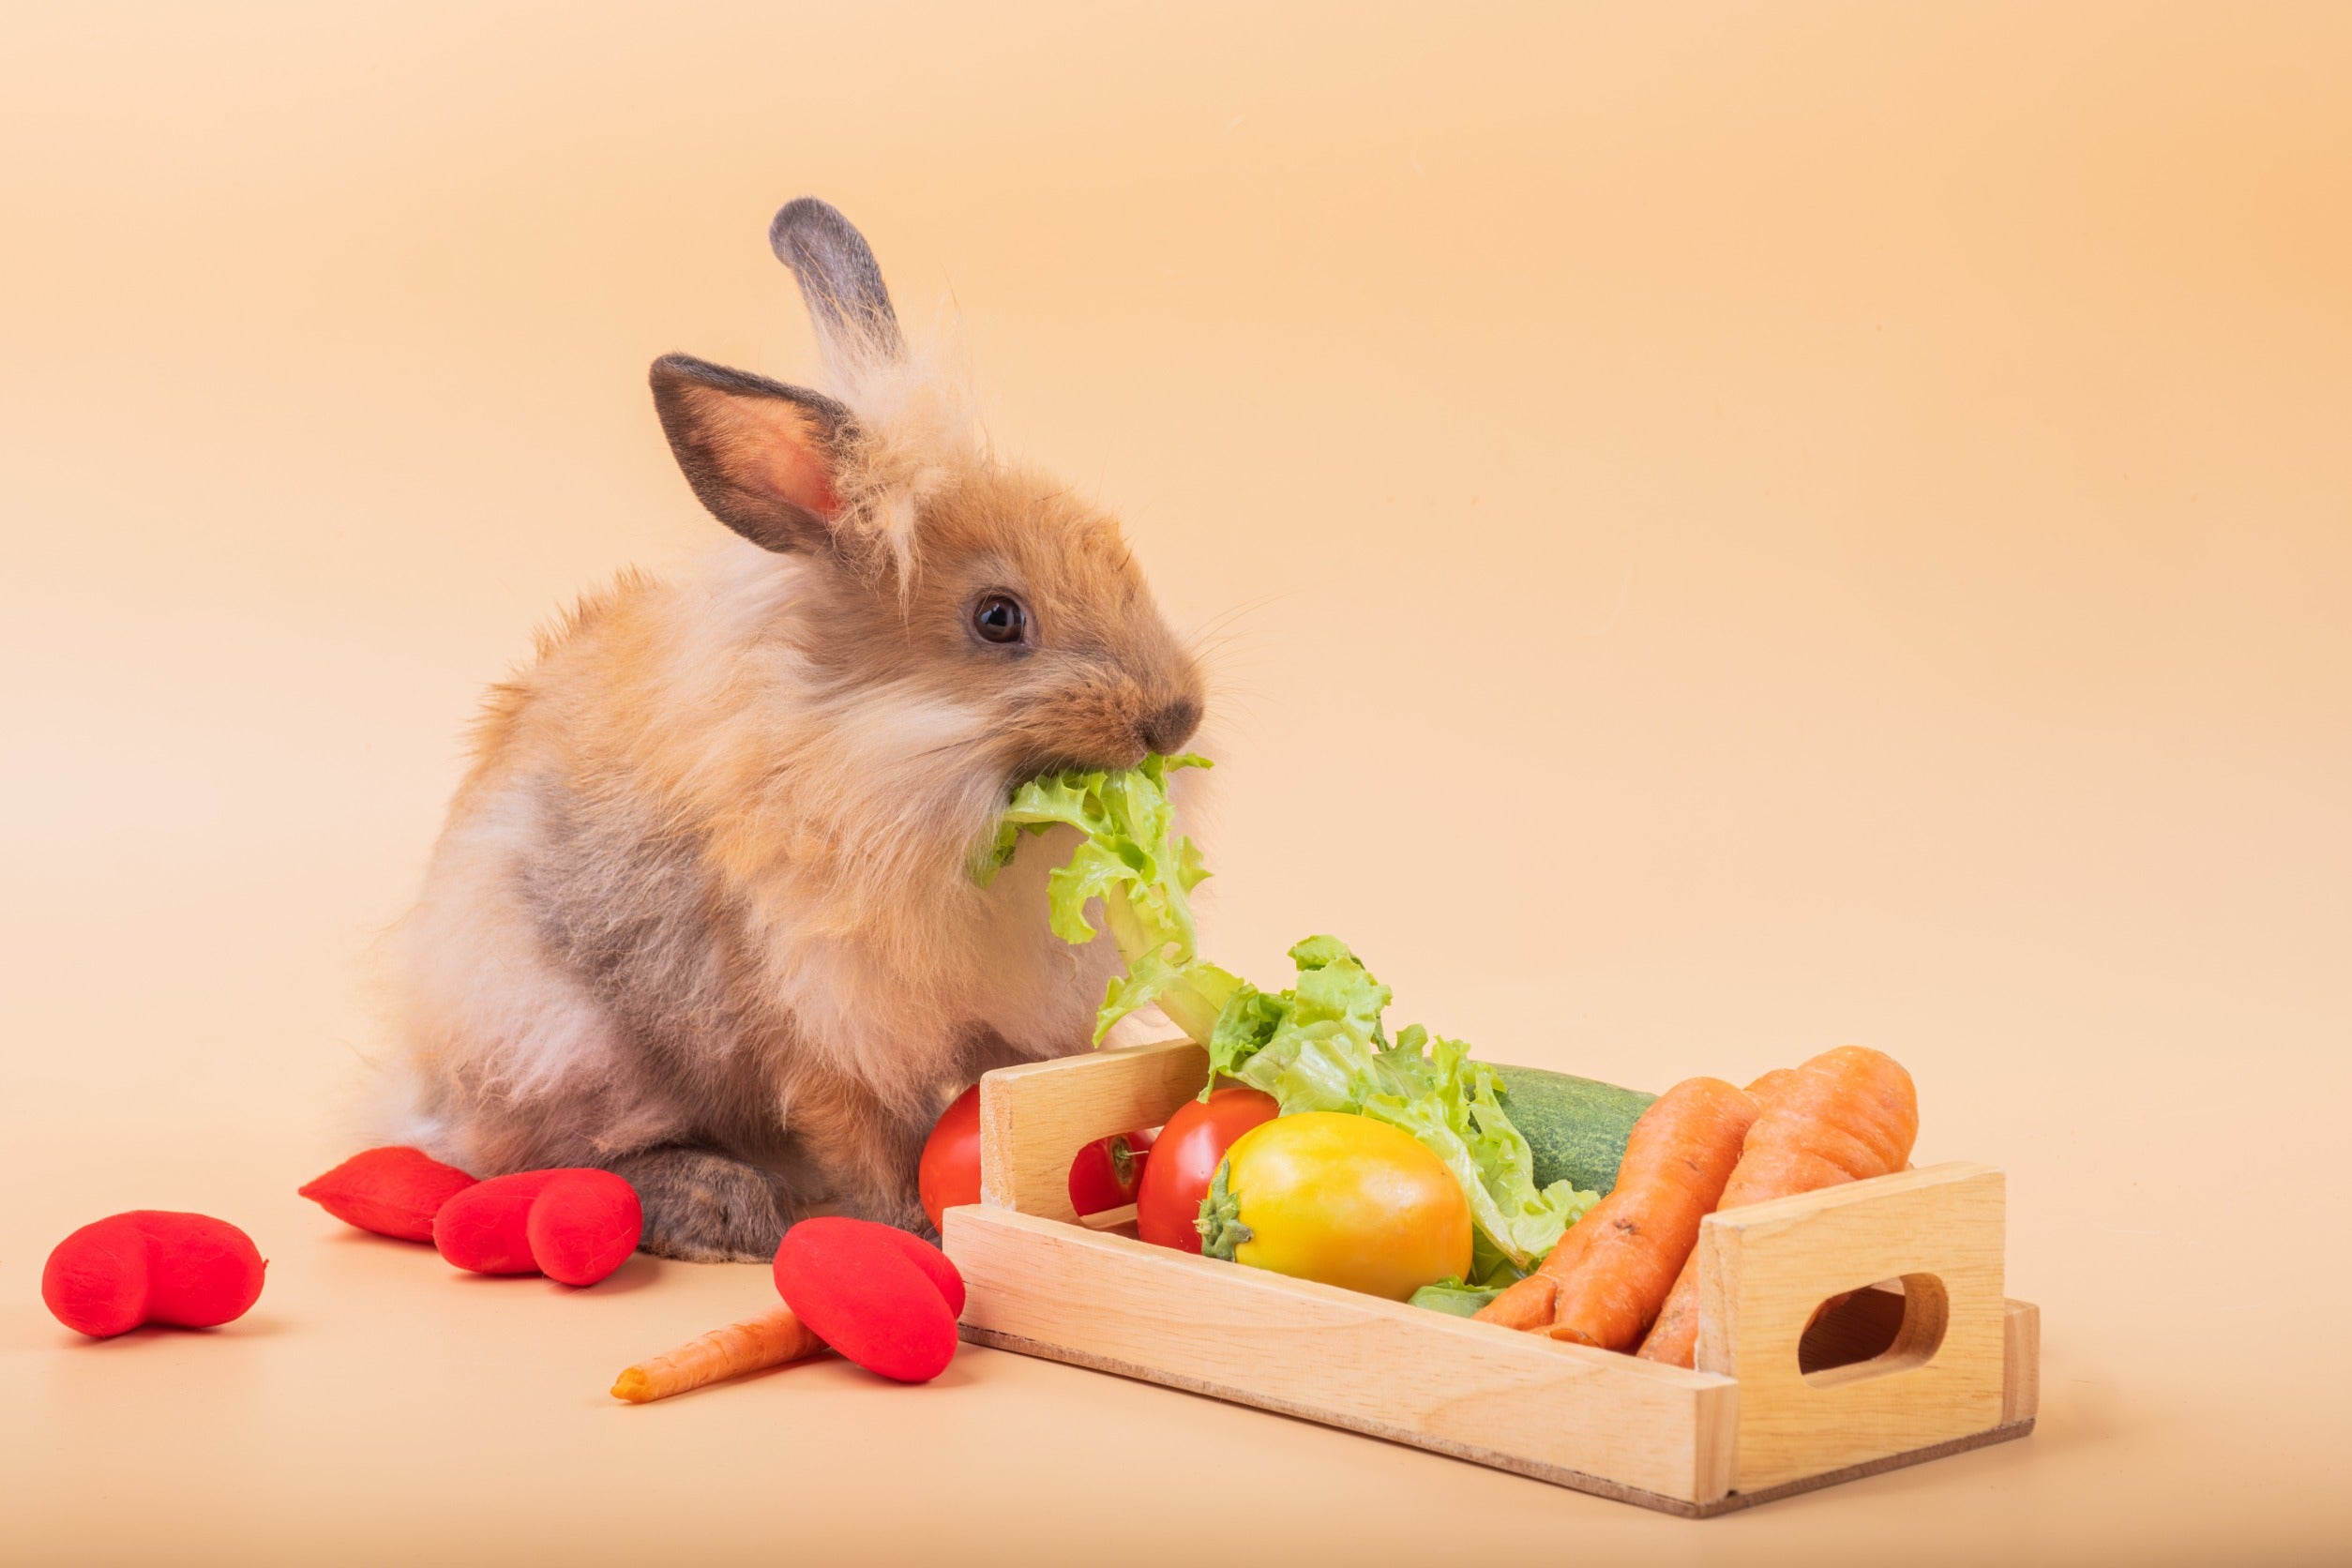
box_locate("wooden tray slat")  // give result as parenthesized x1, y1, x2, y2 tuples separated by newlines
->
(948, 1204, 1739, 1505)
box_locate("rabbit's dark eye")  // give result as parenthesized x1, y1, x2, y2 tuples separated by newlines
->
(971, 593, 1030, 646)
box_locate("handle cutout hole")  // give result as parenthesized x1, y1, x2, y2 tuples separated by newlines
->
(1799, 1274, 1949, 1386)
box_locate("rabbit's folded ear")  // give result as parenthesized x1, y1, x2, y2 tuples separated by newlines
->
(649, 353, 853, 554)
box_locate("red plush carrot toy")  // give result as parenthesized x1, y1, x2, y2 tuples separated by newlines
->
(43, 1212, 267, 1338)
(611, 1218, 966, 1402)
(434, 1168, 644, 1286)
(772, 1217, 963, 1383)
(299, 1146, 478, 1242)
(300, 1147, 642, 1285)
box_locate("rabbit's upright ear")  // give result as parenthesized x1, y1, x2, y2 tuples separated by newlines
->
(649, 354, 852, 554)
(769, 198, 904, 370)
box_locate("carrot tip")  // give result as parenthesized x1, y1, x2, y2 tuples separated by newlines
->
(611, 1367, 654, 1403)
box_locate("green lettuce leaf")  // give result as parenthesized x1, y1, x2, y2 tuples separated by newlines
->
(1207, 938, 1595, 1272)
(986, 758, 1595, 1272)
(981, 753, 1240, 1044)
(1408, 1276, 1509, 1317)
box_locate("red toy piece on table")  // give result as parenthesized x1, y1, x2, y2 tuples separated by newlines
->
(432, 1168, 643, 1285)
(526, 1171, 646, 1286)
(772, 1216, 963, 1382)
(299, 1146, 478, 1242)
(42, 1212, 266, 1338)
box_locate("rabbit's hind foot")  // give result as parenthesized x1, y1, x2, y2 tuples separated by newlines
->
(606, 1146, 796, 1263)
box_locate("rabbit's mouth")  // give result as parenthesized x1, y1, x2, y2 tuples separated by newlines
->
(997, 695, 1199, 789)
(1003, 744, 1152, 790)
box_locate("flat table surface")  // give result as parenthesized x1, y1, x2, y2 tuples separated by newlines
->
(4, 3, 2348, 1563)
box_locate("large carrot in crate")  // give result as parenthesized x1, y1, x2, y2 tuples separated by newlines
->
(1473, 1076, 1757, 1341)
(1542, 1077, 1760, 1350)
(1636, 1046, 1919, 1368)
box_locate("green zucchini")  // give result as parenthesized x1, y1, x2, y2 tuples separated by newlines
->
(1490, 1065, 1655, 1198)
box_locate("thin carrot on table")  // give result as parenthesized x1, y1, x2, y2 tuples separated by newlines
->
(1636, 1045, 1918, 1368)
(611, 1304, 826, 1403)
(1541, 1076, 1758, 1351)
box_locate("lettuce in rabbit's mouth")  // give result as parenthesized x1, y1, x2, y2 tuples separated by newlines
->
(978, 752, 1242, 1045)
(977, 753, 1594, 1274)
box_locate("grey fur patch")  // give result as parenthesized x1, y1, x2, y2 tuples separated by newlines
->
(607, 1146, 796, 1262)
(510, 775, 945, 1235)
(769, 197, 905, 364)
(520, 777, 787, 1154)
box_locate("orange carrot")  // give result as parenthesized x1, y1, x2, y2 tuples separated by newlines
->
(1541, 1077, 1759, 1351)
(1748, 1063, 1869, 1328)
(1473, 1273, 1560, 1330)
(1637, 1046, 1918, 1367)
(611, 1304, 826, 1403)
(1474, 1178, 1607, 1329)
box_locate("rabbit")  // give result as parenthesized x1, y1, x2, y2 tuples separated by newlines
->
(382, 198, 1205, 1260)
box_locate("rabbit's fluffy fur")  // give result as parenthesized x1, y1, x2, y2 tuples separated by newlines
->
(383, 201, 1203, 1259)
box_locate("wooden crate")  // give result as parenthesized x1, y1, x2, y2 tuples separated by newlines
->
(942, 1036, 2039, 1516)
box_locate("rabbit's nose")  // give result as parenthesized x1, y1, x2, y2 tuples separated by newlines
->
(1136, 698, 1201, 757)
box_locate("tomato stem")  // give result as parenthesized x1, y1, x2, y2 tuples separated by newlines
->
(1195, 1156, 1250, 1261)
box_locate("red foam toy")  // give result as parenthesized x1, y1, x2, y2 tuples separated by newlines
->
(876, 1223, 966, 1318)
(299, 1146, 479, 1242)
(42, 1211, 267, 1338)
(434, 1170, 566, 1274)
(432, 1168, 642, 1285)
(523, 1170, 645, 1287)
(771, 1216, 962, 1383)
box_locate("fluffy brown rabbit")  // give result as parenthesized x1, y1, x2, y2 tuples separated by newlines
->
(385, 199, 1203, 1259)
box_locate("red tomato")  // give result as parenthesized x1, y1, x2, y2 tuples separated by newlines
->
(918, 1085, 982, 1232)
(1135, 1086, 1279, 1252)
(1067, 1129, 1156, 1216)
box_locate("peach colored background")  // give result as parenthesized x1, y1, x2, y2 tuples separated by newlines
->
(3, 3, 2347, 1563)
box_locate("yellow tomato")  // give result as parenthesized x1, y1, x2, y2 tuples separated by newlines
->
(1200, 1112, 1472, 1300)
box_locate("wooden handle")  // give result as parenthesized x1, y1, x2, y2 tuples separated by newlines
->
(1694, 1161, 2009, 1493)
(976, 1036, 1209, 1224)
